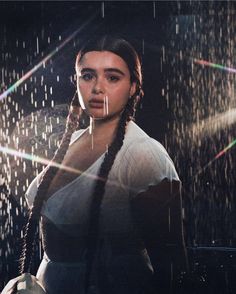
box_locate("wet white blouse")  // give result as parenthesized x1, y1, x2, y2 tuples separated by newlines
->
(25, 120, 179, 237)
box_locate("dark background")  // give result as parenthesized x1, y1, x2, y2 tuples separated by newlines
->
(1, 1, 236, 292)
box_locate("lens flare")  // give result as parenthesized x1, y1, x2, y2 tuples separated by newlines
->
(0, 145, 81, 174)
(215, 139, 236, 159)
(194, 59, 236, 74)
(0, 13, 98, 102)
(0, 145, 139, 192)
(195, 139, 236, 177)
(189, 108, 236, 140)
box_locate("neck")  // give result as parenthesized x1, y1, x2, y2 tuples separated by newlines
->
(86, 115, 122, 147)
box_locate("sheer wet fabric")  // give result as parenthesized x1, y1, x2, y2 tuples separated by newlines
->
(25, 121, 179, 294)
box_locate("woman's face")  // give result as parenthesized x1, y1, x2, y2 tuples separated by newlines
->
(77, 51, 136, 120)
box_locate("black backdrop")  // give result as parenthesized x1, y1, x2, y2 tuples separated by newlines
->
(1, 1, 236, 292)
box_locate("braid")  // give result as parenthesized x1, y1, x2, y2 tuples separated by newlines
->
(19, 97, 80, 274)
(85, 97, 135, 291)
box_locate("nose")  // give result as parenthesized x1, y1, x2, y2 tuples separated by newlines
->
(92, 77, 104, 94)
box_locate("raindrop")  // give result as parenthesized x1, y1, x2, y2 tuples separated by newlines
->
(153, 1, 156, 19)
(101, 2, 105, 18)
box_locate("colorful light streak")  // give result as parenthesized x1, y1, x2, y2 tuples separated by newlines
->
(0, 145, 81, 175)
(0, 13, 97, 102)
(215, 139, 236, 159)
(194, 59, 236, 73)
(195, 138, 236, 178)
(189, 108, 236, 140)
(0, 145, 137, 192)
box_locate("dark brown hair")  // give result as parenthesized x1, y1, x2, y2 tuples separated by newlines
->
(20, 36, 144, 287)
(76, 35, 143, 119)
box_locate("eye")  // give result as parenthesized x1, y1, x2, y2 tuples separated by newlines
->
(80, 73, 94, 81)
(107, 75, 120, 82)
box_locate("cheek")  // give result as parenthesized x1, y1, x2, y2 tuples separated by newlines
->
(78, 82, 89, 96)
(107, 88, 130, 110)
(116, 86, 132, 101)
(108, 83, 131, 98)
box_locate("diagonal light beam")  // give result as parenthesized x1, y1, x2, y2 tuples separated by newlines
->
(0, 145, 139, 193)
(0, 145, 81, 175)
(215, 139, 236, 159)
(189, 108, 236, 140)
(194, 138, 236, 178)
(194, 59, 236, 74)
(0, 13, 97, 102)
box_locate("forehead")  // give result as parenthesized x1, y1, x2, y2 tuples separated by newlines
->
(78, 51, 130, 73)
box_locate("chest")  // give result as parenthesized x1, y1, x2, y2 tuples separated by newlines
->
(46, 136, 106, 199)
(40, 138, 134, 233)
(41, 166, 133, 234)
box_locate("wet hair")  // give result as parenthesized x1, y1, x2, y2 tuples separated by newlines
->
(19, 36, 143, 283)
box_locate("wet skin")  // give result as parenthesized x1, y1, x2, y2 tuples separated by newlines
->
(77, 50, 136, 124)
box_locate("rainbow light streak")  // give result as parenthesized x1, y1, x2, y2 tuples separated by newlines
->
(0, 13, 97, 102)
(215, 139, 236, 159)
(194, 59, 236, 73)
(0, 145, 138, 192)
(195, 138, 236, 178)
(0, 145, 81, 175)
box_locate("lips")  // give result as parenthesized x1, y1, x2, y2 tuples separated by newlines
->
(88, 98, 104, 108)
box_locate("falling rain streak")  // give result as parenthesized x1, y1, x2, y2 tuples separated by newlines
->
(89, 117, 94, 150)
(189, 108, 236, 140)
(153, 1, 156, 19)
(0, 10, 101, 286)
(104, 95, 109, 116)
(0, 13, 97, 102)
(164, 2, 236, 247)
(101, 2, 105, 18)
(1, 1, 236, 290)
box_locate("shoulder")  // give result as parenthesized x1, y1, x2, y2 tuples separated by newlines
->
(25, 170, 44, 209)
(70, 128, 86, 145)
(122, 121, 180, 196)
(124, 121, 176, 170)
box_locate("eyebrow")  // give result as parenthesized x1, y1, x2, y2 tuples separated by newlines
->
(80, 68, 125, 76)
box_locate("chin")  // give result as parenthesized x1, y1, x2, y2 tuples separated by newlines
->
(86, 109, 108, 120)
(85, 108, 122, 122)
(91, 115, 111, 121)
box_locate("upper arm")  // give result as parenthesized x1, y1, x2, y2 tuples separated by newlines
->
(125, 138, 188, 271)
(131, 179, 188, 273)
(124, 138, 179, 197)
(131, 178, 184, 247)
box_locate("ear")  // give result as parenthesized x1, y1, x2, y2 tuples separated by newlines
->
(129, 82, 137, 98)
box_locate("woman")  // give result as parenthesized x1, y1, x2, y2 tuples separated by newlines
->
(11, 36, 188, 293)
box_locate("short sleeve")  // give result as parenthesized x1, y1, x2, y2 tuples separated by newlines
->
(124, 137, 180, 198)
